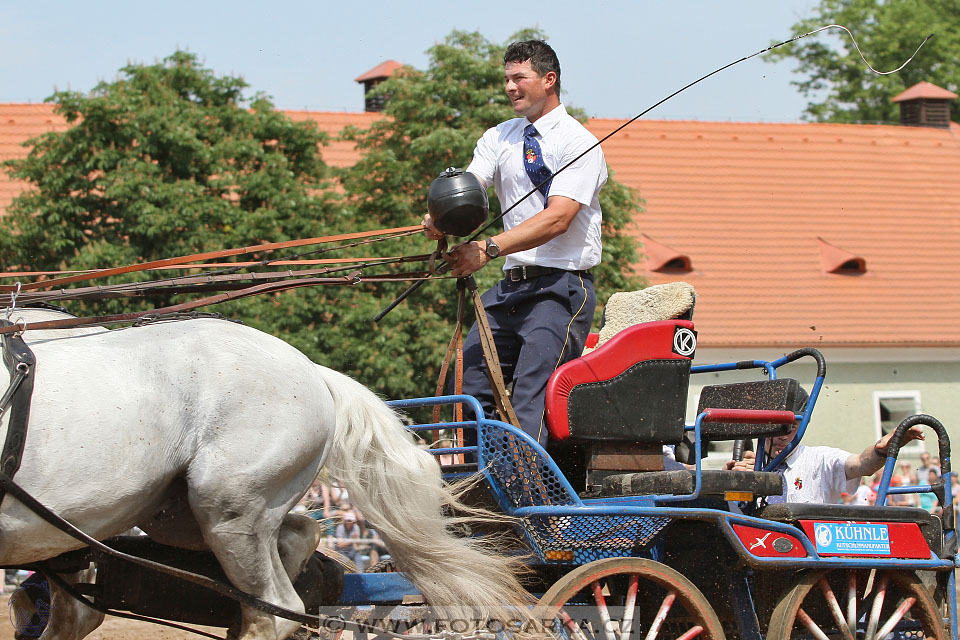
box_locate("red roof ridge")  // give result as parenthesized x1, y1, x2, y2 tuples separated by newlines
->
(354, 60, 403, 83)
(891, 81, 958, 102)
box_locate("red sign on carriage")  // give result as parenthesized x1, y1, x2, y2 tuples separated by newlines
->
(798, 520, 931, 558)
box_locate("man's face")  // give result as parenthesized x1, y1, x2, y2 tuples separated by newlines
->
(504, 60, 554, 119)
(770, 421, 800, 456)
(921, 452, 930, 465)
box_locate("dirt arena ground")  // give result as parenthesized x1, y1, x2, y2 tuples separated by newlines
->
(0, 593, 226, 640)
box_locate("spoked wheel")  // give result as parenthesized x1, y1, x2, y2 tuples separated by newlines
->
(534, 558, 725, 640)
(766, 569, 943, 640)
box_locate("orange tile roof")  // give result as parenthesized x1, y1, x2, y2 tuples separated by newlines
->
(0, 105, 376, 198)
(0, 103, 71, 213)
(4, 103, 959, 349)
(589, 117, 960, 348)
(283, 110, 380, 167)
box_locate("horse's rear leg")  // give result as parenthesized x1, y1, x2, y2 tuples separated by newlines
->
(190, 497, 305, 640)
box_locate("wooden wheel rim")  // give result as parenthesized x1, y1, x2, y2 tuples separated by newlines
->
(766, 569, 943, 640)
(534, 558, 726, 640)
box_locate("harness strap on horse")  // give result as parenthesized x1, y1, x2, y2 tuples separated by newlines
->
(0, 320, 35, 503)
(433, 279, 466, 425)
(465, 276, 521, 429)
(432, 276, 521, 453)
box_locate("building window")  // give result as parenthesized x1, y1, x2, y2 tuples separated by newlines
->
(873, 391, 923, 452)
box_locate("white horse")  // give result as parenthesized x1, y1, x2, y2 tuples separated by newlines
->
(0, 308, 532, 640)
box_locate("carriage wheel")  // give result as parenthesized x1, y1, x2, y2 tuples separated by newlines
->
(766, 569, 943, 640)
(534, 558, 725, 640)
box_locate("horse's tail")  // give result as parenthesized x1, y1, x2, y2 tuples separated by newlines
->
(318, 365, 535, 628)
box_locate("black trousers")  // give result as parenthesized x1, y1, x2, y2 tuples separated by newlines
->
(458, 270, 596, 446)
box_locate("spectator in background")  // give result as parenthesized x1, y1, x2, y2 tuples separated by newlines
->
(851, 478, 875, 505)
(333, 510, 363, 568)
(916, 452, 935, 485)
(919, 468, 941, 513)
(897, 461, 912, 485)
(433, 438, 457, 467)
(885, 474, 909, 507)
(900, 472, 921, 507)
(869, 471, 883, 495)
(355, 510, 384, 569)
(329, 482, 349, 507)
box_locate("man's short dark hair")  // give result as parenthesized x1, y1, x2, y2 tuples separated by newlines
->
(504, 40, 561, 94)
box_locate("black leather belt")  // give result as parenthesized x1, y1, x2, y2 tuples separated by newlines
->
(505, 266, 591, 282)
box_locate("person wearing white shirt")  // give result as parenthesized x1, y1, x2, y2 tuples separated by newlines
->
(423, 40, 606, 445)
(726, 389, 925, 504)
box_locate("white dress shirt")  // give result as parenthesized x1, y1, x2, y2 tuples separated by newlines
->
(782, 444, 859, 504)
(467, 104, 607, 272)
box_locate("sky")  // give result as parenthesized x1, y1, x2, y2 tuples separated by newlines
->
(3, 1, 827, 123)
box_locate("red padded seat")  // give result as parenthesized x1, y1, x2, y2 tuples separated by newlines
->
(545, 320, 695, 443)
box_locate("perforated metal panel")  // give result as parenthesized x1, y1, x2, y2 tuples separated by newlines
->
(480, 422, 578, 510)
(524, 513, 672, 564)
(479, 421, 672, 564)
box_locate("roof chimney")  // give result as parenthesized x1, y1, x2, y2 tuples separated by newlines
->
(891, 81, 957, 129)
(354, 60, 403, 112)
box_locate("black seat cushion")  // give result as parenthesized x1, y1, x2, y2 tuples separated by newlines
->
(601, 469, 783, 498)
(757, 502, 943, 558)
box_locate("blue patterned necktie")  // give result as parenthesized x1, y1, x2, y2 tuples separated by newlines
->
(523, 124, 552, 205)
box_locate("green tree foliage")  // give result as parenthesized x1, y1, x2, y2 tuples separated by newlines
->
(2, 33, 645, 403)
(767, 0, 960, 123)
(2, 51, 338, 272)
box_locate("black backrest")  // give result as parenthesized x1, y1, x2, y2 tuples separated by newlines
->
(696, 378, 801, 439)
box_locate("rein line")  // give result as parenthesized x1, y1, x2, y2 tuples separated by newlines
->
(0, 225, 423, 294)
(0, 271, 444, 336)
(1, 225, 451, 334)
(15, 253, 435, 305)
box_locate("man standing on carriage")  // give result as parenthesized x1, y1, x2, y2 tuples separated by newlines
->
(424, 39, 607, 446)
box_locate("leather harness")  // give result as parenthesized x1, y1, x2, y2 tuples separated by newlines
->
(433, 276, 521, 432)
(0, 319, 36, 503)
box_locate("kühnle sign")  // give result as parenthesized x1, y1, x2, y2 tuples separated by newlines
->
(813, 522, 891, 555)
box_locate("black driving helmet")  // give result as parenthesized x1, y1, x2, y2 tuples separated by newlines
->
(427, 167, 489, 237)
